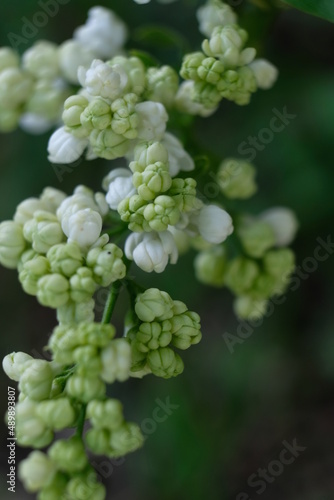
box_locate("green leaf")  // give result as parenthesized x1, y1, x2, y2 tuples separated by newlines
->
(282, 0, 334, 22)
(133, 24, 190, 52)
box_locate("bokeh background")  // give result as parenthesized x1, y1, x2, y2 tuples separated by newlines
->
(0, 0, 334, 498)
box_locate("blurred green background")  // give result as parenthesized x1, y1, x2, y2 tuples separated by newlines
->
(1, 0, 334, 498)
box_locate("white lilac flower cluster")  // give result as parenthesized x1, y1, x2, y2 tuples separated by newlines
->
(178, 0, 278, 114)
(0, 7, 127, 134)
(194, 158, 298, 320)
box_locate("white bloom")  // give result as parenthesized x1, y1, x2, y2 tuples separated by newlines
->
(249, 59, 278, 90)
(105, 168, 136, 210)
(174, 81, 217, 117)
(259, 207, 298, 246)
(197, 0, 237, 38)
(47, 126, 89, 164)
(74, 7, 127, 60)
(58, 40, 95, 85)
(135, 101, 168, 141)
(2, 352, 33, 382)
(161, 132, 194, 177)
(197, 205, 234, 244)
(19, 113, 54, 135)
(125, 231, 178, 273)
(65, 208, 102, 248)
(78, 59, 128, 100)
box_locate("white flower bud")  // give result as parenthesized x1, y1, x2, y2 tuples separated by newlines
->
(100, 339, 131, 383)
(14, 198, 48, 225)
(197, 205, 234, 244)
(125, 231, 178, 273)
(48, 126, 89, 164)
(249, 59, 278, 90)
(19, 113, 54, 135)
(259, 207, 298, 247)
(105, 169, 136, 210)
(65, 208, 102, 248)
(78, 59, 128, 100)
(19, 360, 54, 401)
(135, 101, 168, 141)
(40, 187, 67, 213)
(74, 7, 128, 60)
(3, 352, 33, 382)
(0, 47, 19, 72)
(58, 40, 95, 84)
(22, 41, 59, 80)
(197, 0, 237, 37)
(161, 132, 194, 177)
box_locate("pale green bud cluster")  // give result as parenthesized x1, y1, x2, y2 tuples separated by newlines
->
(194, 246, 226, 287)
(237, 219, 276, 258)
(217, 158, 257, 199)
(85, 398, 144, 457)
(144, 65, 179, 107)
(126, 288, 202, 379)
(1, 185, 126, 316)
(118, 141, 199, 232)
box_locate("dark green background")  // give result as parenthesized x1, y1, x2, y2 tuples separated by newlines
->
(0, 1, 334, 498)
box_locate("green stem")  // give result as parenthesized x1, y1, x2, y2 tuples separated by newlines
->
(102, 280, 122, 325)
(76, 404, 87, 438)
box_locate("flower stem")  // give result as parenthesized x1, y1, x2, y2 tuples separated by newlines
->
(102, 280, 122, 325)
(76, 404, 87, 438)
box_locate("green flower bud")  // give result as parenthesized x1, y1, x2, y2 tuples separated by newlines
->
(130, 141, 169, 172)
(2, 351, 33, 382)
(47, 242, 83, 278)
(147, 347, 184, 378)
(0, 67, 33, 109)
(0, 47, 19, 72)
(0, 106, 20, 132)
(18, 451, 56, 492)
(193, 81, 222, 108)
(249, 273, 278, 300)
(69, 267, 97, 303)
(26, 79, 69, 120)
(56, 299, 95, 325)
(133, 162, 172, 201)
(143, 195, 180, 231)
(19, 360, 54, 401)
(194, 246, 226, 287)
(19, 255, 50, 295)
(38, 472, 68, 500)
(218, 158, 257, 199)
(202, 25, 251, 66)
(86, 243, 126, 287)
(62, 95, 90, 139)
(168, 178, 200, 212)
(22, 41, 59, 79)
(197, 57, 225, 85)
(224, 257, 260, 295)
(65, 470, 106, 500)
(80, 97, 112, 131)
(109, 56, 146, 96)
(37, 273, 70, 308)
(90, 128, 131, 160)
(66, 374, 105, 403)
(36, 397, 76, 431)
(48, 437, 88, 473)
(117, 195, 149, 232)
(170, 311, 202, 350)
(16, 399, 53, 448)
(100, 339, 132, 383)
(263, 248, 295, 279)
(87, 398, 124, 430)
(85, 427, 111, 455)
(217, 66, 257, 105)
(135, 320, 172, 352)
(234, 295, 268, 320)
(129, 340, 149, 373)
(109, 422, 144, 457)
(111, 93, 139, 139)
(135, 288, 174, 322)
(145, 65, 179, 107)
(73, 345, 102, 377)
(0, 221, 26, 269)
(14, 197, 49, 225)
(23, 210, 64, 254)
(237, 220, 275, 258)
(180, 52, 206, 81)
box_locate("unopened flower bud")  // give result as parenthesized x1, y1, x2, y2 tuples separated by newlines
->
(0, 221, 26, 269)
(48, 437, 88, 473)
(147, 347, 184, 378)
(18, 451, 56, 492)
(19, 360, 54, 401)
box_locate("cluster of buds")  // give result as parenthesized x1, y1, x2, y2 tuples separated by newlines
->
(194, 157, 298, 319)
(0, 185, 126, 319)
(126, 288, 202, 378)
(178, 0, 278, 114)
(0, 7, 127, 134)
